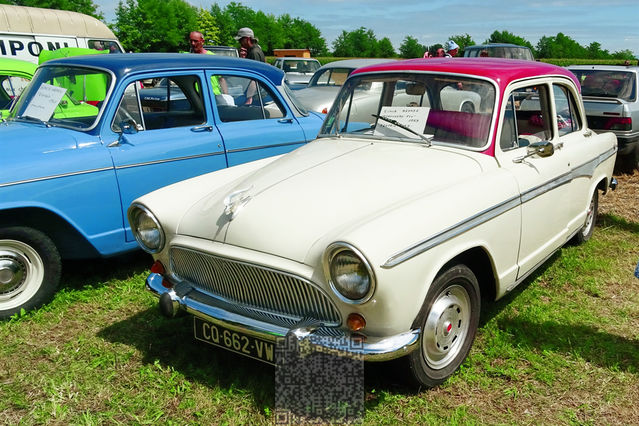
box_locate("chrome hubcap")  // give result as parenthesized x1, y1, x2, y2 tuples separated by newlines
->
(0, 252, 27, 295)
(583, 195, 595, 235)
(422, 284, 471, 369)
(0, 240, 45, 309)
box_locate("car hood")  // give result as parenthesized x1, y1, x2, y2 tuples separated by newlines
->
(0, 122, 102, 184)
(176, 138, 485, 264)
(294, 86, 341, 112)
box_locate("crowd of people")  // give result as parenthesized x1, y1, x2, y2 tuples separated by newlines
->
(422, 39, 460, 58)
(188, 27, 265, 62)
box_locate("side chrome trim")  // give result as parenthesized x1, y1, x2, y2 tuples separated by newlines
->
(226, 140, 304, 154)
(382, 195, 520, 269)
(114, 151, 225, 170)
(0, 167, 114, 188)
(382, 147, 616, 269)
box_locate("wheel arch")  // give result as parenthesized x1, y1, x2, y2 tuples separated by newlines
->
(438, 246, 497, 305)
(0, 207, 99, 259)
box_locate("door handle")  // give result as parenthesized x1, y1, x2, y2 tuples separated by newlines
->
(278, 118, 293, 124)
(191, 125, 213, 132)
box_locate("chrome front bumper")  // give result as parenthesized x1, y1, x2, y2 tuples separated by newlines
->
(146, 273, 420, 362)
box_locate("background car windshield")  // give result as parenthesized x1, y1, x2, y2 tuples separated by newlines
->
(281, 60, 320, 74)
(320, 73, 495, 148)
(571, 70, 637, 101)
(12, 66, 110, 129)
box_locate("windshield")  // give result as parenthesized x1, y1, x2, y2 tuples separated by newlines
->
(571, 69, 636, 101)
(319, 73, 495, 149)
(10, 65, 111, 130)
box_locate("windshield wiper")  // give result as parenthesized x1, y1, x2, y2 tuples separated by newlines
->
(16, 115, 54, 127)
(372, 114, 432, 146)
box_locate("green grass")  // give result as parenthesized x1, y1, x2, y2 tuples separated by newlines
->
(2, 213, 638, 424)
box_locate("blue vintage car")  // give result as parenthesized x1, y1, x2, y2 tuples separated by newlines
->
(0, 53, 324, 318)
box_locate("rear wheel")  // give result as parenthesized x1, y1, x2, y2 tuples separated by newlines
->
(572, 189, 598, 245)
(407, 264, 480, 387)
(0, 227, 61, 319)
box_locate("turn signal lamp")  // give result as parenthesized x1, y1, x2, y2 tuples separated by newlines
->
(347, 313, 366, 332)
(150, 260, 165, 275)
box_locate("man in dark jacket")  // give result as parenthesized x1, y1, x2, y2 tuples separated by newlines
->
(234, 27, 265, 62)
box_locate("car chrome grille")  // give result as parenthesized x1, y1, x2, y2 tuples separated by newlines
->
(170, 246, 341, 326)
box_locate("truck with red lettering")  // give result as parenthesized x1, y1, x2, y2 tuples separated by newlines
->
(0, 4, 123, 64)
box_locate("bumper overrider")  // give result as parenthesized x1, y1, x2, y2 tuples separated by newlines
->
(146, 272, 420, 362)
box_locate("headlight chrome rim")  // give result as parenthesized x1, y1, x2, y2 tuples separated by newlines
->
(128, 203, 165, 254)
(324, 242, 376, 304)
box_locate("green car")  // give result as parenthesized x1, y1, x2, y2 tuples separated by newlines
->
(0, 57, 35, 117)
(1, 48, 107, 119)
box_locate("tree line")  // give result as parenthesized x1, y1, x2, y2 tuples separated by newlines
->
(1, 0, 635, 60)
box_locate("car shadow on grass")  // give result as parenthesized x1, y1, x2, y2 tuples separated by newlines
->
(98, 308, 274, 408)
(59, 249, 153, 291)
(598, 213, 639, 234)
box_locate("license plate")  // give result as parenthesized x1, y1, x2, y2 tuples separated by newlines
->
(193, 317, 276, 365)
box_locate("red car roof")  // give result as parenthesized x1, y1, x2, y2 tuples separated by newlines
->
(352, 58, 579, 92)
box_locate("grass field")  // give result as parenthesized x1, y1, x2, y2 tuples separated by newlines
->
(1, 172, 638, 424)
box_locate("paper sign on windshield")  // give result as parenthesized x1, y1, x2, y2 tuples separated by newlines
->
(22, 84, 67, 122)
(374, 106, 429, 138)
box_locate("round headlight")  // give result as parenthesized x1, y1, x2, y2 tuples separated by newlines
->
(128, 204, 165, 253)
(326, 243, 375, 304)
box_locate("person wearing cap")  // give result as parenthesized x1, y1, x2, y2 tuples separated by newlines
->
(444, 40, 459, 57)
(234, 27, 265, 62)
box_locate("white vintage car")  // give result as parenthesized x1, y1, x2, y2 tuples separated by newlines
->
(128, 58, 618, 387)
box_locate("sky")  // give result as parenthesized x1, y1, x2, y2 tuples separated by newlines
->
(94, 0, 639, 57)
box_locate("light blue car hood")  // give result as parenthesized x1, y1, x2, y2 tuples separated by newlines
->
(0, 122, 107, 185)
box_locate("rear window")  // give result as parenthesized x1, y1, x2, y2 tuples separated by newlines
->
(570, 70, 636, 102)
(464, 46, 534, 61)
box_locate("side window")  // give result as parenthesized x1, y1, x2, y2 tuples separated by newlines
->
(315, 70, 330, 85)
(500, 85, 552, 151)
(553, 84, 582, 136)
(213, 75, 286, 122)
(1, 76, 30, 109)
(138, 75, 205, 130)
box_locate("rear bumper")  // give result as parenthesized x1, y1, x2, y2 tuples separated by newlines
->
(146, 273, 420, 362)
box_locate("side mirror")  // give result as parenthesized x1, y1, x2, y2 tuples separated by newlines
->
(121, 119, 139, 134)
(527, 141, 554, 158)
(513, 141, 554, 163)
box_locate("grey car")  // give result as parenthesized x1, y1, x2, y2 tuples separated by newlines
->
(293, 58, 396, 113)
(463, 44, 534, 60)
(272, 57, 321, 86)
(568, 65, 639, 170)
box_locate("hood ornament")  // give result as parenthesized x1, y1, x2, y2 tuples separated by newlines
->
(223, 186, 252, 221)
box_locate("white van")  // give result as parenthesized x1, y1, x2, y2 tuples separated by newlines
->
(0, 4, 123, 63)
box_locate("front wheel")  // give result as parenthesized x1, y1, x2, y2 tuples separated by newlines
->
(571, 189, 598, 245)
(407, 264, 480, 388)
(0, 227, 61, 319)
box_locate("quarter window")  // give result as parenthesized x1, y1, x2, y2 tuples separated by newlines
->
(553, 84, 581, 136)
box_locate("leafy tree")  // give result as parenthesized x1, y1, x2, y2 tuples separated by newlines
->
(0, 0, 103, 19)
(399, 35, 425, 58)
(332, 27, 379, 57)
(112, 0, 198, 52)
(485, 30, 533, 50)
(197, 8, 220, 45)
(376, 37, 396, 58)
(210, 3, 236, 46)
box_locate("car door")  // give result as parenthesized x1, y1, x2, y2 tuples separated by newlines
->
(495, 81, 573, 279)
(105, 71, 228, 241)
(207, 71, 308, 167)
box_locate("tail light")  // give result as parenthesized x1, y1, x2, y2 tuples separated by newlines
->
(604, 117, 631, 131)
